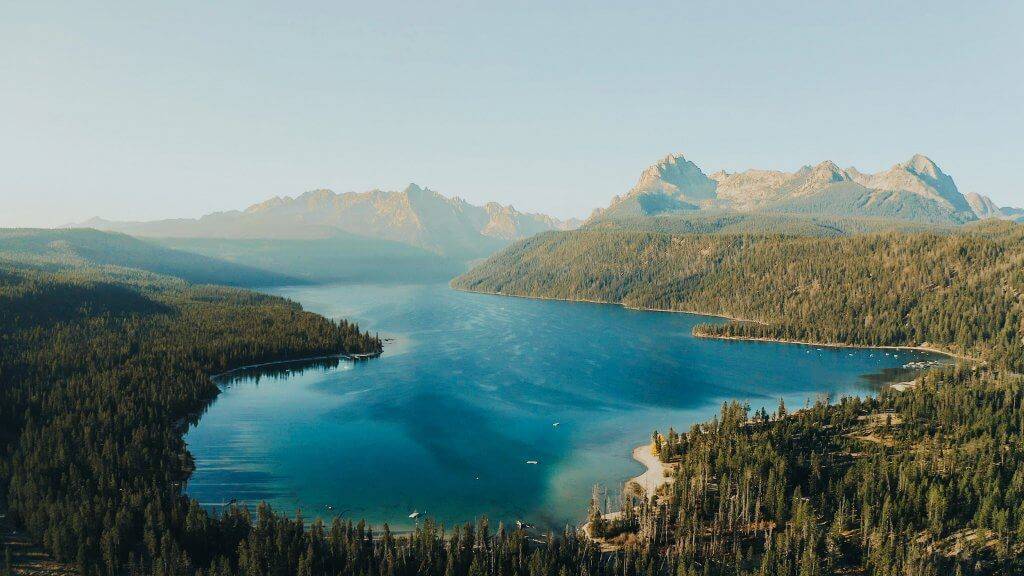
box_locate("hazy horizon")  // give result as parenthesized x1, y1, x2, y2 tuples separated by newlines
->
(2, 1, 1022, 227)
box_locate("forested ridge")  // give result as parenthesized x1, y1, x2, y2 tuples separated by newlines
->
(0, 258, 380, 575)
(453, 220, 1024, 370)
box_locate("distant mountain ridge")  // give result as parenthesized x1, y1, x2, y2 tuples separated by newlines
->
(593, 153, 1021, 225)
(965, 191, 1024, 221)
(0, 228, 295, 286)
(79, 184, 579, 260)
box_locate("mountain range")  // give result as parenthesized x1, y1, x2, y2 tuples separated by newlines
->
(592, 153, 1022, 225)
(71, 157, 1020, 282)
(80, 184, 580, 260)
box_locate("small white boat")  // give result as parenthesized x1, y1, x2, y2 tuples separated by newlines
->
(552, 422, 560, 427)
(409, 511, 420, 519)
(525, 460, 539, 465)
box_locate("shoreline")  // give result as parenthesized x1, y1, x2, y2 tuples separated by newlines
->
(628, 443, 673, 497)
(209, 350, 382, 379)
(581, 444, 673, 549)
(691, 333, 971, 362)
(450, 285, 761, 324)
(453, 285, 968, 361)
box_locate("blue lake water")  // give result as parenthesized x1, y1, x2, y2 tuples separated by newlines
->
(184, 282, 945, 531)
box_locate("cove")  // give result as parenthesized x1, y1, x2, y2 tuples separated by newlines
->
(184, 282, 946, 531)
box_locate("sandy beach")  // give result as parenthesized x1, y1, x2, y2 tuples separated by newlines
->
(581, 443, 674, 547)
(629, 443, 673, 497)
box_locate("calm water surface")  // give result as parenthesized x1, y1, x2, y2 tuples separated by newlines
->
(185, 283, 944, 530)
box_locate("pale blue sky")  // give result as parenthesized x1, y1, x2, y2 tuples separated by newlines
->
(1, 1, 1021, 226)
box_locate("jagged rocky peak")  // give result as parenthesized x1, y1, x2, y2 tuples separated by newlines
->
(632, 152, 717, 201)
(865, 154, 970, 213)
(844, 166, 869, 185)
(245, 189, 343, 213)
(302, 188, 337, 198)
(245, 194, 294, 213)
(964, 192, 1021, 221)
(638, 153, 706, 183)
(781, 161, 853, 198)
(807, 160, 851, 183)
(299, 188, 341, 208)
(484, 201, 520, 217)
(596, 151, 986, 225)
(401, 182, 432, 197)
(403, 183, 478, 211)
(77, 183, 577, 259)
(965, 192, 1001, 219)
(901, 153, 943, 178)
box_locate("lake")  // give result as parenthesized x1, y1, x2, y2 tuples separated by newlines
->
(184, 282, 945, 531)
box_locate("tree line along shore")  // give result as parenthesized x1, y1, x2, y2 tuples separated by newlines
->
(453, 221, 1023, 371)
(0, 255, 380, 576)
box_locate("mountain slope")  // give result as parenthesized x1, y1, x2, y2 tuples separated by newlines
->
(1005, 207, 1024, 222)
(154, 234, 467, 284)
(967, 192, 1004, 219)
(593, 155, 714, 220)
(82, 184, 578, 260)
(0, 228, 294, 285)
(582, 211, 954, 237)
(592, 153, 986, 225)
(966, 192, 1024, 221)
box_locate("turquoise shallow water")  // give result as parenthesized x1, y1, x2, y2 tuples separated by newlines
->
(184, 283, 944, 531)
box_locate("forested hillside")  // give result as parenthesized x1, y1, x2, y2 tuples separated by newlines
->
(581, 212, 952, 237)
(0, 228, 295, 286)
(454, 221, 1024, 370)
(590, 367, 1024, 575)
(0, 259, 380, 575)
